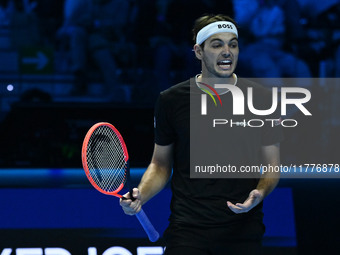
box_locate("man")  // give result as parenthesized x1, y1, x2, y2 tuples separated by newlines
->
(120, 14, 282, 255)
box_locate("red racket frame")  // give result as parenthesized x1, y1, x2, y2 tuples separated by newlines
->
(81, 122, 128, 198)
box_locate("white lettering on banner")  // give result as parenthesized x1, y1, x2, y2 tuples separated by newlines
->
(16, 248, 43, 255)
(0, 249, 12, 255)
(44, 248, 71, 255)
(102, 247, 132, 255)
(1, 247, 165, 255)
(88, 248, 97, 255)
(137, 247, 164, 255)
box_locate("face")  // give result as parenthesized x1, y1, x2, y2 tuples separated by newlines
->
(194, 32, 239, 79)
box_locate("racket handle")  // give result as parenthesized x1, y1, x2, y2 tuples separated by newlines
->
(135, 209, 160, 242)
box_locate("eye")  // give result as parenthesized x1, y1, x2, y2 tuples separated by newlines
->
(229, 42, 238, 48)
(211, 43, 222, 48)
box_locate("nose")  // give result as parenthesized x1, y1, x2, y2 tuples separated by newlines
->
(221, 45, 231, 57)
(222, 52, 230, 58)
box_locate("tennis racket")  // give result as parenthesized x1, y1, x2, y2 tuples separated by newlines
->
(81, 122, 159, 242)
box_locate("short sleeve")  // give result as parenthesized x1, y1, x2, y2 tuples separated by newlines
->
(154, 93, 175, 145)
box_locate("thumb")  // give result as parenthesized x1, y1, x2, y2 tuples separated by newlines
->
(131, 188, 140, 200)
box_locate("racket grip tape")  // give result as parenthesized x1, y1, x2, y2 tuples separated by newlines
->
(135, 209, 160, 242)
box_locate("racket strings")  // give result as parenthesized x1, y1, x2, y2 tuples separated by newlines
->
(87, 126, 127, 192)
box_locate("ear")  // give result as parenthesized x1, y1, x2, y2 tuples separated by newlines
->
(193, 44, 203, 60)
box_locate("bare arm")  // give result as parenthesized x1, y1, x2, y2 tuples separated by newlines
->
(256, 143, 281, 197)
(227, 143, 280, 213)
(120, 143, 173, 215)
(138, 143, 173, 204)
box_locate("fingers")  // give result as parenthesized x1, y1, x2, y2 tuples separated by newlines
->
(131, 187, 141, 200)
(119, 188, 142, 216)
(227, 195, 255, 213)
(227, 201, 248, 214)
(227, 189, 264, 214)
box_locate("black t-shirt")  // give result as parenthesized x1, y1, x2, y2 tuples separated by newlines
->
(154, 78, 283, 227)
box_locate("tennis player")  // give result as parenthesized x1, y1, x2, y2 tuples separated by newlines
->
(120, 14, 283, 255)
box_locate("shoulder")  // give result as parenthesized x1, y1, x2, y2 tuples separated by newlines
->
(161, 79, 190, 96)
(159, 79, 191, 103)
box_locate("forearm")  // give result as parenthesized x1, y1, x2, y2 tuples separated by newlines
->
(256, 171, 280, 198)
(138, 162, 171, 205)
(257, 143, 281, 198)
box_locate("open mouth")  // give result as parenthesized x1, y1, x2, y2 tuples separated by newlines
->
(217, 60, 232, 70)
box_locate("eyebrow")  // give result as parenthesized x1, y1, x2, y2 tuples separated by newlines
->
(209, 37, 238, 44)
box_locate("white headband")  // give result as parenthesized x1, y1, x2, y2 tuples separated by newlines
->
(196, 21, 238, 45)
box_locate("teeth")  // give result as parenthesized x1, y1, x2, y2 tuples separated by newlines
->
(219, 60, 231, 64)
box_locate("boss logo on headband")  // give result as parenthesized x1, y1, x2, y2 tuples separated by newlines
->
(218, 24, 233, 29)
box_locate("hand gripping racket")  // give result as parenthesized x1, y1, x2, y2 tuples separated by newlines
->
(81, 122, 159, 242)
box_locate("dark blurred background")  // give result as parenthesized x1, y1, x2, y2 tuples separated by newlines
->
(0, 0, 339, 254)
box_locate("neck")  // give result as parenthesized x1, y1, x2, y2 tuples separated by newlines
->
(196, 73, 237, 95)
(197, 73, 236, 86)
